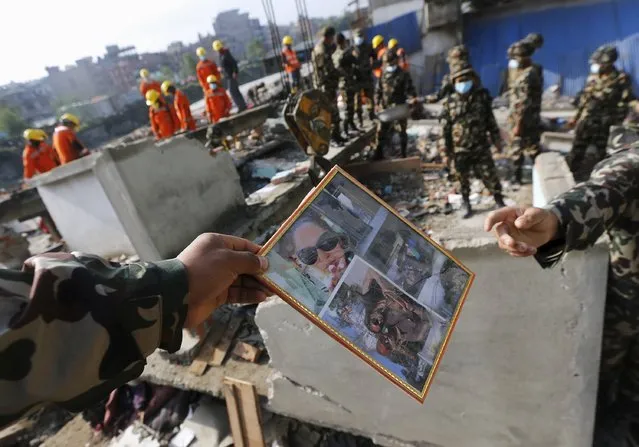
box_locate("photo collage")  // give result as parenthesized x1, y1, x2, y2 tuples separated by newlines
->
(261, 169, 472, 398)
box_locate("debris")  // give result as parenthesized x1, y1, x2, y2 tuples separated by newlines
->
(210, 314, 244, 366)
(169, 427, 196, 447)
(232, 342, 263, 363)
(223, 378, 265, 447)
(345, 156, 421, 177)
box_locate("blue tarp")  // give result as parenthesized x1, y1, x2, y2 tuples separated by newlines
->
(365, 12, 422, 55)
(464, 0, 639, 96)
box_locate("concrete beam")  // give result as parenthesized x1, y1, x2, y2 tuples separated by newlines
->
(187, 104, 275, 145)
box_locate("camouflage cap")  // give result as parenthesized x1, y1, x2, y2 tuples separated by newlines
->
(446, 45, 469, 63)
(591, 44, 618, 64)
(511, 40, 535, 58)
(523, 33, 544, 50)
(450, 61, 476, 80)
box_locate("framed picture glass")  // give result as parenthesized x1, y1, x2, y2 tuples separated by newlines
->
(259, 166, 474, 401)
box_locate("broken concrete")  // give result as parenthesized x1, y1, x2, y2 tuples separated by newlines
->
(254, 153, 608, 447)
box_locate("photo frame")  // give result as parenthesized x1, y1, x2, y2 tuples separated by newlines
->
(258, 166, 475, 402)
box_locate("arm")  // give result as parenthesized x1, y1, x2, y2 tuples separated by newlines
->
(149, 109, 160, 138)
(23, 149, 35, 179)
(0, 253, 188, 428)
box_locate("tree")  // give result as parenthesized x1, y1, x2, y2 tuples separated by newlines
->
(246, 39, 266, 62)
(181, 53, 198, 79)
(160, 65, 173, 81)
(0, 107, 28, 138)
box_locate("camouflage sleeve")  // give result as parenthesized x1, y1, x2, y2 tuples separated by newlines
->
(511, 71, 533, 125)
(575, 77, 594, 122)
(614, 74, 635, 124)
(534, 150, 637, 268)
(440, 100, 453, 154)
(0, 253, 188, 428)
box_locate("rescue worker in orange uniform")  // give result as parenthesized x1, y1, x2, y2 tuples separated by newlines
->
(195, 47, 221, 93)
(22, 129, 58, 179)
(281, 35, 302, 93)
(388, 38, 409, 71)
(161, 81, 196, 131)
(146, 89, 179, 140)
(372, 35, 387, 81)
(52, 113, 89, 165)
(139, 69, 162, 99)
(204, 75, 232, 123)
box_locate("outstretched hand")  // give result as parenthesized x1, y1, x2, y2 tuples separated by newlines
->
(484, 206, 560, 257)
(177, 233, 270, 329)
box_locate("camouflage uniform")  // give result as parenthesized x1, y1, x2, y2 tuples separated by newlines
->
(333, 41, 360, 134)
(313, 40, 342, 140)
(535, 143, 639, 443)
(426, 45, 469, 104)
(374, 54, 416, 159)
(0, 253, 188, 428)
(508, 40, 543, 182)
(440, 63, 504, 211)
(567, 45, 635, 181)
(352, 29, 376, 124)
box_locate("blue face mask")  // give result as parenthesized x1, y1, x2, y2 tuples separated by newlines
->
(210, 83, 218, 90)
(198, 55, 206, 61)
(590, 63, 600, 74)
(508, 59, 519, 70)
(386, 65, 397, 73)
(455, 80, 473, 94)
(354, 37, 364, 46)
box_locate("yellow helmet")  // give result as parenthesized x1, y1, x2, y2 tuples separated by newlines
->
(196, 47, 206, 57)
(388, 38, 398, 49)
(372, 35, 384, 49)
(60, 113, 80, 127)
(282, 35, 294, 46)
(23, 128, 46, 141)
(139, 68, 150, 79)
(213, 40, 224, 51)
(145, 89, 161, 106)
(161, 81, 174, 95)
(206, 74, 219, 84)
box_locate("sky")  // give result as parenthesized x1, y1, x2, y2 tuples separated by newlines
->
(0, 0, 350, 86)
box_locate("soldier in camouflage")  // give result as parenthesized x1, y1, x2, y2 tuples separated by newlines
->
(567, 44, 635, 181)
(425, 45, 469, 104)
(374, 51, 416, 160)
(333, 33, 360, 135)
(352, 28, 376, 125)
(312, 26, 346, 145)
(440, 61, 506, 219)
(0, 233, 269, 428)
(485, 133, 639, 445)
(507, 40, 543, 184)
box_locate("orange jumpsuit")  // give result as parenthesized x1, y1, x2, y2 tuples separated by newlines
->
(53, 126, 86, 164)
(373, 47, 387, 79)
(149, 99, 179, 139)
(205, 87, 232, 123)
(139, 80, 162, 98)
(282, 48, 301, 73)
(196, 59, 221, 92)
(23, 142, 58, 178)
(173, 89, 196, 131)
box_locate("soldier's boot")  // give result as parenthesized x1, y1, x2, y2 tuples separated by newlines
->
(332, 128, 347, 146)
(512, 166, 523, 185)
(462, 197, 474, 219)
(494, 193, 506, 208)
(343, 119, 350, 136)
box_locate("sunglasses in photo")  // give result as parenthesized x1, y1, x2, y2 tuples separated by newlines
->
(296, 231, 348, 265)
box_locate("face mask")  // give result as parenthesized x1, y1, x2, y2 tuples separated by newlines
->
(386, 65, 397, 73)
(210, 83, 218, 90)
(455, 80, 473, 94)
(590, 63, 600, 74)
(508, 59, 519, 70)
(198, 55, 206, 61)
(354, 37, 363, 46)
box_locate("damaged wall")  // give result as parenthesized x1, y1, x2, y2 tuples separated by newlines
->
(255, 154, 608, 446)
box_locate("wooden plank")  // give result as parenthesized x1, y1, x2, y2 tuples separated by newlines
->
(210, 314, 244, 366)
(188, 315, 231, 376)
(345, 156, 422, 177)
(232, 342, 263, 363)
(223, 378, 265, 447)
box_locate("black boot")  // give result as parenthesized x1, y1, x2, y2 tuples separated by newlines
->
(358, 113, 364, 128)
(494, 193, 506, 208)
(462, 199, 473, 219)
(343, 119, 350, 136)
(348, 119, 359, 133)
(332, 129, 346, 146)
(371, 145, 385, 161)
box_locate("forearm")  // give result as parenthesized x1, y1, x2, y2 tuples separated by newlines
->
(0, 253, 188, 428)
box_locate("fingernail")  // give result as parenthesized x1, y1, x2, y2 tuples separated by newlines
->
(259, 256, 269, 272)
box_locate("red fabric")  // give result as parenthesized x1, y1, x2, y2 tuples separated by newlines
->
(23, 142, 58, 178)
(139, 80, 162, 98)
(173, 89, 196, 131)
(282, 48, 301, 73)
(205, 87, 232, 123)
(196, 59, 221, 92)
(52, 126, 83, 165)
(148, 98, 178, 139)
(373, 47, 387, 78)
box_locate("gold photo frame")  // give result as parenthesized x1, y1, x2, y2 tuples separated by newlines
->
(258, 166, 475, 402)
